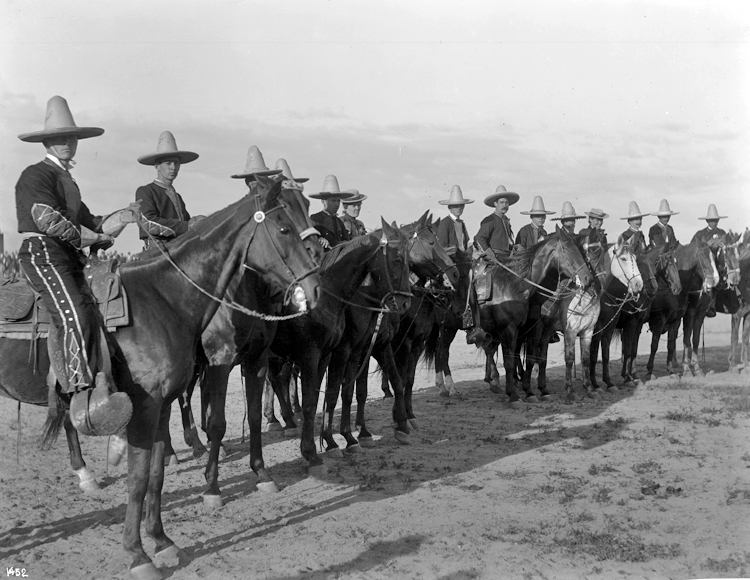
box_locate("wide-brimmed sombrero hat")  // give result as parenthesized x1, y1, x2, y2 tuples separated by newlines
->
(439, 185, 474, 206)
(484, 185, 520, 207)
(18, 95, 104, 143)
(520, 196, 555, 216)
(138, 131, 199, 165)
(274, 158, 309, 183)
(584, 208, 609, 219)
(552, 201, 585, 221)
(308, 175, 356, 200)
(652, 199, 679, 217)
(342, 189, 367, 204)
(620, 201, 650, 220)
(698, 204, 727, 220)
(231, 146, 282, 179)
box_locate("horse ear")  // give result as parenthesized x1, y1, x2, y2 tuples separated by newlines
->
(418, 209, 429, 228)
(381, 217, 393, 236)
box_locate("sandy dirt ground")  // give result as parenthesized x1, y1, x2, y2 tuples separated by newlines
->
(1, 316, 749, 580)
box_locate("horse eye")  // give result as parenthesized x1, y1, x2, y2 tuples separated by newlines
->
(279, 226, 290, 235)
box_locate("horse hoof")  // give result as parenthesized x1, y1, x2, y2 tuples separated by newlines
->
(408, 419, 419, 430)
(607, 386, 619, 393)
(358, 436, 375, 448)
(633, 379, 643, 386)
(489, 384, 501, 394)
(164, 454, 179, 467)
(202, 493, 223, 509)
(218, 445, 227, 460)
(325, 447, 343, 458)
(78, 477, 101, 493)
(647, 374, 657, 382)
(130, 562, 162, 580)
(586, 391, 601, 400)
(308, 463, 327, 477)
(439, 388, 451, 398)
(525, 395, 539, 404)
(153, 544, 188, 568)
(346, 444, 363, 454)
(107, 435, 127, 467)
(695, 369, 705, 377)
(263, 422, 284, 433)
(256, 481, 280, 493)
(284, 427, 300, 437)
(540, 394, 552, 402)
(382, 390, 393, 399)
(509, 400, 524, 409)
(394, 430, 411, 445)
(622, 381, 636, 388)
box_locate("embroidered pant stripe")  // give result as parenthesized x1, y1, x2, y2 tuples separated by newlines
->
(29, 238, 92, 388)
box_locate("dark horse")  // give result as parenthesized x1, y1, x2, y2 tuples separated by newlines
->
(0, 176, 321, 579)
(268, 221, 412, 475)
(322, 213, 458, 451)
(729, 237, 750, 372)
(479, 226, 592, 406)
(616, 244, 681, 387)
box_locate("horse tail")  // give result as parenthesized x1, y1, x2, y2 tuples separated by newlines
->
(40, 393, 67, 450)
(423, 324, 439, 371)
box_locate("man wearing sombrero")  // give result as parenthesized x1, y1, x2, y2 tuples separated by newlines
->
(309, 175, 354, 250)
(339, 190, 368, 238)
(136, 131, 204, 249)
(619, 201, 649, 254)
(551, 201, 585, 236)
(515, 196, 555, 249)
(649, 199, 679, 249)
(15, 96, 138, 437)
(692, 204, 728, 246)
(578, 208, 609, 248)
(474, 185, 519, 259)
(435, 185, 472, 251)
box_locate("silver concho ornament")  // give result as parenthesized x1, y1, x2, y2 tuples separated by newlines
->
(254, 211, 265, 223)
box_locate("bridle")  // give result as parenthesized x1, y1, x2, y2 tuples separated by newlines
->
(407, 225, 456, 284)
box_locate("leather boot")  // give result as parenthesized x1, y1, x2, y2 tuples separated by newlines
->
(70, 372, 133, 436)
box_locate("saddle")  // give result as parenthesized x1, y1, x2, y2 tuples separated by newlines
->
(0, 257, 130, 340)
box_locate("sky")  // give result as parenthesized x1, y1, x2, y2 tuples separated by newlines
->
(1, 0, 749, 254)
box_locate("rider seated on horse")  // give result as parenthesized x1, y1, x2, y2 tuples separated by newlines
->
(649, 199, 679, 250)
(619, 201, 649, 254)
(309, 175, 355, 251)
(692, 204, 730, 317)
(15, 96, 139, 437)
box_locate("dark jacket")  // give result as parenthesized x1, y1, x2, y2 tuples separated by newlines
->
(578, 227, 609, 249)
(311, 210, 350, 249)
(621, 228, 647, 254)
(515, 223, 547, 249)
(16, 159, 102, 250)
(339, 213, 367, 238)
(648, 223, 678, 248)
(436, 216, 470, 251)
(692, 226, 727, 246)
(474, 213, 513, 257)
(135, 182, 191, 241)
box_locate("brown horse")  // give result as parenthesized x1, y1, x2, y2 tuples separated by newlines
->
(1, 175, 322, 579)
(479, 226, 593, 406)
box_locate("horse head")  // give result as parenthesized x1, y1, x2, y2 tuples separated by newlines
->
(697, 242, 720, 293)
(403, 211, 459, 288)
(242, 175, 322, 310)
(609, 235, 644, 294)
(712, 237, 741, 289)
(369, 218, 412, 315)
(274, 175, 325, 265)
(542, 225, 593, 290)
(653, 245, 682, 296)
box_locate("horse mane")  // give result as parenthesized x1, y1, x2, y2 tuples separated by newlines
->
(320, 232, 377, 272)
(498, 239, 546, 293)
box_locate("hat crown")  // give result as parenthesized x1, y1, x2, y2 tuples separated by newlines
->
(275, 158, 295, 180)
(243, 146, 271, 173)
(154, 131, 180, 155)
(44, 96, 77, 130)
(657, 199, 672, 213)
(528, 196, 549, 214)
(705, 204, 723, 219)
(495, 185, 509, 195)
(560, 201, 578, 217)
(627, 201, 644, 217)
(321, 174, 343, 194)
(586, 208, 608, 219)
(448, 185, 466, 203)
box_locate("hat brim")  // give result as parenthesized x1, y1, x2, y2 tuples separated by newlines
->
(231, 169, 282, 179)
(620, 213, 650, 220)
(584, 212, 609, 219)
(652, 211, 679, 217)
(138, 151, 200, 166)
(342, 194, 368, 204)
(699, 216, 727, 220)
(439, 199, 474, 205)
(484, 192, 519, 207)
(18, 126, 104, 143)
(552, 215, 585, 221)
(520, 210, 555, 215)
(308, 192, 355, 200)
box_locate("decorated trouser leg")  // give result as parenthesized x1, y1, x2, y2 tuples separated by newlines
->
(19, 236, 131, 436)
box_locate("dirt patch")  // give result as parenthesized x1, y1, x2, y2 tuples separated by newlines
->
(1, 317, 749, 579)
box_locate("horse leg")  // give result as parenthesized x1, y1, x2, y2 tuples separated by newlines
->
(64, 415, 100, 492)
(563, 330, 577, 401)
(742, 313, 750, 370)
(201, 365, 230, 507)
(123, 403, 166, 577)
(691, 311, 706, 376)
(535, 334, 551, 401)
(484, 342, 502, 394)
(520, 338, 536, 402)
(262, 376, 282, 431)
(631, 322, 646, 385)
(299, 354, 325, 475)
(380, 363, 392, 398)
(375, 345, 411, 444)
(180, 374, 208, 459)
(589, 330, 602, 391)
(500, 340, 522, 407)
(580, 332, 598, 399)
(667, 319, 680, 375)
(730, 312, 740, 371)
(601, 330, 616, 391)
(355, 363, 374, 446)
(682, 311, 695, 376)
(144, 402, 187, 572)
(440, 326, 460, 397)
(161, 403, 179, 467)
(322, 348, 348, 456)
(646, 317, 662, 380)
(339, 355, 362, 452)
(244, 356, 279, 493)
